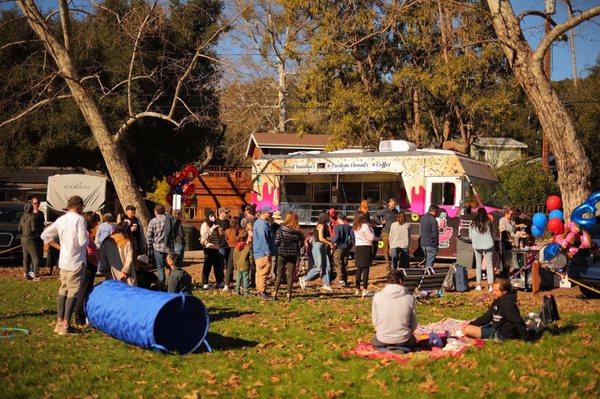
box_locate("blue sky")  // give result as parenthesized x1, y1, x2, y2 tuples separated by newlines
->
(4, 0, 600, 80)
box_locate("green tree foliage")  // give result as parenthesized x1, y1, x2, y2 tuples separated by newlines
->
(0, 0, 223, 188)
(497, 161, 558, 211)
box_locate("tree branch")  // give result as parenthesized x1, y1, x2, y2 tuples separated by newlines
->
(534, 6, 600, 61)
(58, 0, 72, 53)
(114, 111, 180, 142)
(168, 9, 246, 119)
(0, 39, 41, 52)
(127, 0, 158, 117)
(0, 94, 71, 128)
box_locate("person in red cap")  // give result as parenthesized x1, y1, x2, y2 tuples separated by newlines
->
(327, 208, 339, 237)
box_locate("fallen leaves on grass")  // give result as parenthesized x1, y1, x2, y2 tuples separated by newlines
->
(270, 375, 281, 383)
(418, 374, 439, 393)
(321, 372, 332, 381)
(326, 389, 344, 398)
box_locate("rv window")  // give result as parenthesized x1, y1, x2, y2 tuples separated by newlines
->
(430, 182, 455, 206)
(339, 182, 362, 203)
(313, 183, 331, 204)
(363, 182, 380, 203)
(284, 182, 307, 197)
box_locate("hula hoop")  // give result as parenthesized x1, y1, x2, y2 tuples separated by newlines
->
(0, 327, 30, 338)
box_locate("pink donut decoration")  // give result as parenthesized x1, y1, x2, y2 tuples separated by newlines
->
(568, 246, 580, 257)
(554, 234, 565, 244)
(581, 231, 592, 249)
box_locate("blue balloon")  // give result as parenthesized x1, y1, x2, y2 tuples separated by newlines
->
(532, 212, 548, 229)
(548, 209, 563, 220)
(531, 225, 544, 238)
(572, 191, 600, 230)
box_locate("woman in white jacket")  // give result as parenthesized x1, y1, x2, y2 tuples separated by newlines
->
(469, 208, 495, 292)
(353, 211, 376, 298)
(388, 213, 410, 270)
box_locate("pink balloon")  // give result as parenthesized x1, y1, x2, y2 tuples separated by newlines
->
(554, 234, 565, 244)
(566, 221, 579, 234)
(581, 231, 592, 249)
(561, 233, 576, 249)
(568, 246, 579, 257)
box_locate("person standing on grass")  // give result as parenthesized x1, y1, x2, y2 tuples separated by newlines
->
(419, 204, 440, 268)
(147, 205, 170, 286)
(469, 208, 495, 292)
(377, 198, 399, 269)
(389, 212, 410, 270)
(200, 208, 225, 289)
(233, 231, 253, 295)
(332, 214, 353, 286)
(274, 211, 305, 301)
(74, 215, 99, 325)
(253, 207, 277, 299)
(30, 197, 45, 266)
(353, 211, 376, 298)
(299, 213, 334, 293)
(216, 207, 231, 290)
(123, 205, 146, 256)
(99, 223, 137, 286)
(19, 203, 40, 281)
(41, 195, 89, 335)
(224, 218, 240, 290)
(372, 270, 418, 349)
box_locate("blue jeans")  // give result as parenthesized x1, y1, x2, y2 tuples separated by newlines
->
(154, 250, 167, 283)
(391, 247, 409, 269)
(304, 242, 331, 286)
(423, 246, 437, 268)
(174, 244, 184, 269)
(474, 247, 494, 285)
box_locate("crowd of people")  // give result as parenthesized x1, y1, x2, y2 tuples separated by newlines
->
(24, 194, 533, 343)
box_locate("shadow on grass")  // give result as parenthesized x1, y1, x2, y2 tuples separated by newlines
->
(196, 332, 258, 352)
(209, 307, 257, 322)
(542, 323, 577, 337)
(0, 308, 56, 320)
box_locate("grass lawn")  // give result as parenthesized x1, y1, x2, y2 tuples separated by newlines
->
(0, 274, 599, 399)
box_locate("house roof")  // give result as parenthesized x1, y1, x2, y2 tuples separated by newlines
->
(0, 167, 106, 186)
(473, 137, 527, 149)
(246, 132, 339, 157)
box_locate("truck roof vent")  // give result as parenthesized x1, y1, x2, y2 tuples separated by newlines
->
(379, 140, 417, 152)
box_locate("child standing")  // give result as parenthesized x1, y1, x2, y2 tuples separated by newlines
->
(233, 231, 253, 295)
(469, 208, 495, 291)
(166, 252, 193, 295)
(388, 213, 410, 270)
(462, 278, 527, 340)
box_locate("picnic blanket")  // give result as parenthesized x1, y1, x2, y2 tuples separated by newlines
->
(348, 318, 484, 364)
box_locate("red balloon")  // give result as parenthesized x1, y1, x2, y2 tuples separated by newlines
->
(546, 195, 562, 212)
(184, 198, 193, 206)
(185, 183, 196, 195)
(548, 218, 564, 235)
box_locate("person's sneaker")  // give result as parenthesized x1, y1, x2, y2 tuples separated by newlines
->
(321, 285, 333, 292)
(488, 285, 493, 293)
(257, 292, 269, 300)
(475, 285, 482, 291)
(24, 273, 32, 281)
(299, 278, 306, 290)
(216, 283, 225, 289)
(286, 293, 292, 302)
(354, 289, 361, 296)
(361, 290, 372, 298)
(29, 272, 40, 281)
(222, 285, 229, 292)
(53, 322, 62, 334)
(65, 326, 82, 335)
(337, 280, 347, 287)
(202, 284, 210, 290)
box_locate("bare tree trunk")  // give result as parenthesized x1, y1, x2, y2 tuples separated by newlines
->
(277, 58, 288, 133)
(486, 0, 592, 217)
(17, 0, 150, 225)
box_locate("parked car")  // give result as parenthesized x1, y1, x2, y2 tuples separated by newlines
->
(568, 219, 600, 298)
(0, 202, 24, 263)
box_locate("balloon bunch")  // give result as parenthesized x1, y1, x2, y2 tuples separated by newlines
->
(532, 193, 600, 268)
(166, 164, 200, 207)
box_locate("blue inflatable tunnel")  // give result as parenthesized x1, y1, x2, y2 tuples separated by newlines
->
(86, 280, 210, 355)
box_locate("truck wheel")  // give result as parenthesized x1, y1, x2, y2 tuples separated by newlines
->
(579, 285, 600, 299)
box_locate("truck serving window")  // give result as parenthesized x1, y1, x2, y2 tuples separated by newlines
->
(431, 182, 455, 206)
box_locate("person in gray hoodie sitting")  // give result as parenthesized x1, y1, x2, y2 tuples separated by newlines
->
(371, 270, 418, 349)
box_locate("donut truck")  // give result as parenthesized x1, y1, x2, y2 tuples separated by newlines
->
(250, 140, 504, 263)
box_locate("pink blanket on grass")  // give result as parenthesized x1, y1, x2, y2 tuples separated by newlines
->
(348, 338, 485, 364)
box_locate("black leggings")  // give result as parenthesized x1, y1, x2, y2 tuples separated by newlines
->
(74, 263, 97, 324)
(354, 245, 372, 289)
(275, 255, 296, 296)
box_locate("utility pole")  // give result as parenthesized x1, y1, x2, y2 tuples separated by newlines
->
(541, 0, 555, 171)
(564, 0, 578, 87)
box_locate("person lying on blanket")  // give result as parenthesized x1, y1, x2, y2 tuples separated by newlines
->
(372, 270, 418, 349)
(462, 278, 527, 340)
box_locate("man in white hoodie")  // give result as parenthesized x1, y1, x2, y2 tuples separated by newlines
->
(371, 270, 418, 348)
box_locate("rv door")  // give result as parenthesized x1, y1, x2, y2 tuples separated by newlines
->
(425, 177, 462, 211)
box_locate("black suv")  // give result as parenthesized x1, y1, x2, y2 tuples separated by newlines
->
(0, 202, 24, 263)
